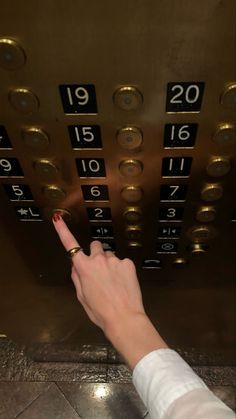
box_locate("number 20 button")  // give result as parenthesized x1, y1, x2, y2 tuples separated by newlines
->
(166, 82, 205, 113)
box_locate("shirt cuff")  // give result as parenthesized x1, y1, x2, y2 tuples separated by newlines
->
(132, 349, 208, 419)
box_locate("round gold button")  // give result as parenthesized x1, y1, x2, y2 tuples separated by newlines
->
(22, 127, 50, 150)
(9, 88, 39, 114)
(34, 159, 58, 177)
(187, 225, 217, 242)
(128, 241, 142, 248)
(220, 84, 236, 110)
(201, 184, 223, 202)
(0, 38, 26, 70)
(213, 124, 236, 146)
(123, 207, 142, 223)
(172, 258, 187, 267)
(125, 225, 142, 240)
(190, 243, 208, 255)
(121, 186, 143, 202)
(113, 86, 143, 110)
(196, 206, 216, 223)
(116, 127, 143, 150)
(52, 208, 72, 222)
(44, 186, 66, 201)
(119, 159, 143, 176)
(206, 157, 231, 177)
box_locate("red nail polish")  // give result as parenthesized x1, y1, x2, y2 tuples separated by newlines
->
(52, 213, 61, 222)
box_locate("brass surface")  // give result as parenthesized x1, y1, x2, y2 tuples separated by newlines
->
(0, 0, 235, 360)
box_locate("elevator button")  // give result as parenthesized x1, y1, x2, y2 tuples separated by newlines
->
(16, 206, 42, 221)
(44, 186, 65, 201)
(157, 242, 178, 254)
(187, 225, 217, 242)
(100, 240, 116, 251)
(87, 207, 112, 222)
(173, 258, 187, 267)
(190, 243, 208, 255)
(119, 159, 143, 176)
(196, 206, 216, 222)
(123, 207, 142, 223)
(0, 126, 12, 149)
(0, 38, 26, 70)
(91, 226, 114, 238)
(128, 241, 142, 248)
(9, 88, 39, 114)
(125, 225, 142, 240)
(22, 128, 49, 150)
(142, 259, 162, 269)
(116, 127, 143, 150)
(201, 184, 223, 202)
(121, 186, 143, 202)
(34, 160, 58, 177)
(220, 83, 236, 110)
(4, 184, 33, 201)
(158, 226, 181, 238)
(113, 86, 143, 110)
(206, 157, 230, 177)
(52, 208, 72, 221)
(213, 124, 236, 146)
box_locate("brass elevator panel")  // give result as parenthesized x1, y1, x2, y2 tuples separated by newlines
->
(0, 1, 235, 358)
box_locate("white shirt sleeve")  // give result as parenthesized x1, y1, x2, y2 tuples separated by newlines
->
(132, 349, 234, 419)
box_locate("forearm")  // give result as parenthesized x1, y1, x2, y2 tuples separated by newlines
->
(105, 313, 168, 370)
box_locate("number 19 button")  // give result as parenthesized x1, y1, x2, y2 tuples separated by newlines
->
(59, 84, 97, 114)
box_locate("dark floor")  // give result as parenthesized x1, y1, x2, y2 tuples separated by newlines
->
(0, 338, 235, 418)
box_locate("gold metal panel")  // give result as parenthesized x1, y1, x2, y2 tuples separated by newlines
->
(0, 1, 235, 359)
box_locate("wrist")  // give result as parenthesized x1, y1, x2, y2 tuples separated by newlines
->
(105, 312, 168, 370)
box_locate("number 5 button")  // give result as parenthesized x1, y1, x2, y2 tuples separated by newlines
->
(4, 184, 33, 201)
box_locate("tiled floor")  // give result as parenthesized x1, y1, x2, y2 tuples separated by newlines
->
(0, 338, 235, 418)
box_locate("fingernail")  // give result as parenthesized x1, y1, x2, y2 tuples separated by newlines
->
(52, 213, 61, 222)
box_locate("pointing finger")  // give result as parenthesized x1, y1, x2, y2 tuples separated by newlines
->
(52, 214, 85, 261)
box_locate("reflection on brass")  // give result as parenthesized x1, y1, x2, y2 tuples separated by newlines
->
(173, 258, 187, 267)
(116, 126, 143, 150)
(9, 88, 39, 114)
(196, 206, 216, 222)
(121, 185, 143, 202)
(0, 38, 26, 70)
(190, 243, 208, 255)
(220, 83, 236, 110)
(52, 208, 72, 221)
(123, 207, 142, 223)
(34, 159, 58, 177)
(187, 225, 218, 242)
(44, 185, 65, 201)
(213, 124, 236, 146)
(113, 86, 143, 110)
(206, 157, 231, 177)
(119, 159, 143, 176)
(22, 127, 50, 149)
(125, 225, 142, 240)
(128, 241, 142, 248)
(201, 184, 223, 202)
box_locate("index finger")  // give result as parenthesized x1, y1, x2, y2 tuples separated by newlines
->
(52, 214, 85, 260)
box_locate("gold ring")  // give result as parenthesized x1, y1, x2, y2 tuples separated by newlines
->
(67, 246, 83, 258)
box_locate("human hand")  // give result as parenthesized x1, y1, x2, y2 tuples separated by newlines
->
(52, 214, 146, 338)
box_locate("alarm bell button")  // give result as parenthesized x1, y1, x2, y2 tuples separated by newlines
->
(9, 88, 39, 114)
(119, 159, 143, 176)
(172, 258, 187, 267)
(0, 38, 26, 70)
(113, 86, 143, 110)
(121, 186, 143, 203)
(116, 126, 143, 150)
(190, 243, 208, 255)
(206, 157, 230, 177)
(220, 83, 236, 110)
(22, 128, 50, 150)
